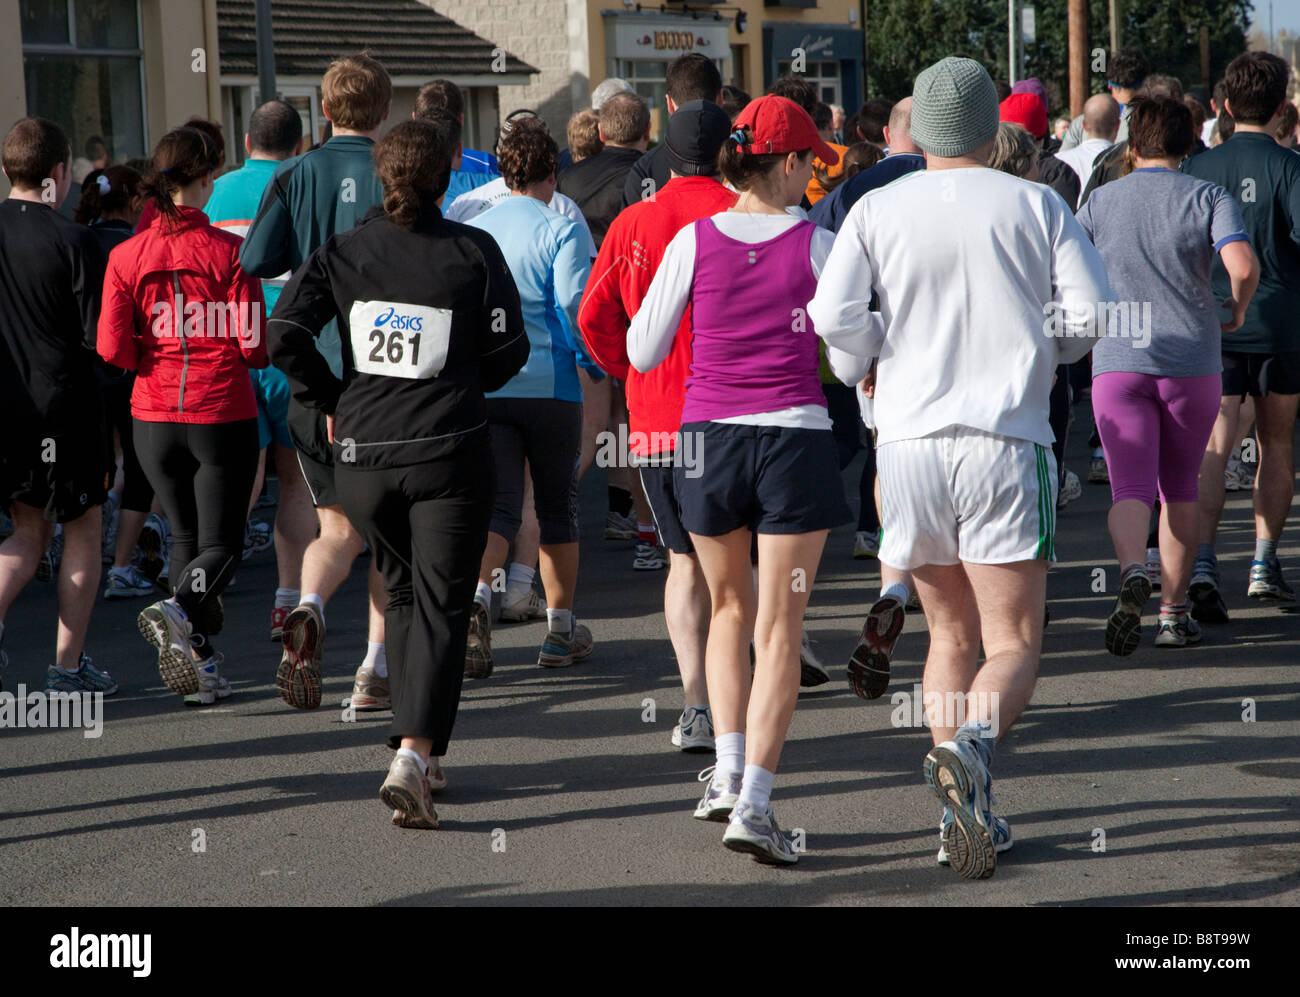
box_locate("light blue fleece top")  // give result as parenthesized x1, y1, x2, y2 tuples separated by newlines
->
(468, 195, 595, 402)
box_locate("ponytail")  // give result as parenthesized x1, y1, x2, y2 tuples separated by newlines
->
(139, 127, 217, 224)
(718, 125, 810, 192)
(75, 165, 142, 225)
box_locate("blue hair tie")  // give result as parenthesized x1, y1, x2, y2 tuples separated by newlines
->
(730, 129, 747, 145)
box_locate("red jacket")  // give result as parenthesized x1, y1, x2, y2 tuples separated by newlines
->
(98, 205, 267, 423)
(578, 176, 737, 457)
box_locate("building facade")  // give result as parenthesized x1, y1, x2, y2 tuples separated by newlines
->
(2, 0, 533, 195)
(420, 0, 865, 139)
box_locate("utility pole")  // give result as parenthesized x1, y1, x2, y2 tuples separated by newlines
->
(1008, 0, 1018, 85)
(1109, 0, 1119, 52)
(1068, 0, 1087, 117)
(1200, 25, 1210, 89)
(255, 0, 277, 104)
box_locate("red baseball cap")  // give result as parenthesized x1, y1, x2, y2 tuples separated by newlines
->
(731, 95, 840, 165)
(999, 93, 1047, 139)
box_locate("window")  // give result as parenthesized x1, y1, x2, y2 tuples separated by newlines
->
(21, 0, 146, 164)
(776, 60, 843, 108)
(615, 58, 727, 142)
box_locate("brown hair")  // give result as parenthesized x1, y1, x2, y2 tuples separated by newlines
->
(1126, 95, 1194, 160)
(322, 54, 393, 132)
(498, 119, 558, 190)
(415, 79, 463, 120)
(1275, 101, 1299, 146)
(2, 117, 70, 191)
(566, 109, 602, 162)
(75, 164, 143, 224)
(139, 127, 219, 222)
(598, 92, 649, 145)
(1224, 51, 1288, 126)
(1183, 95, 1207, 136)
(718, 124, 809, 192)
(817, 141, 882, 191)
(182, 116, 226, 170)
(374, 120, 453, 228)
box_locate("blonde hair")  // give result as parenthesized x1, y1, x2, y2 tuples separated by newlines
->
(566, 109, 601, 162)
(321, 54, 392, 132)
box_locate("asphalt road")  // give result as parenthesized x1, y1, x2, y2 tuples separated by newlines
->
(2, 419, 1298, 907)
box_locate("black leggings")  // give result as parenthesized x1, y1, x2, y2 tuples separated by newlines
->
(1049, 364, 1071, 487)
(103, 378, 153, 512)
(336, 454, 493, 755)
(133, 418, 259, 640)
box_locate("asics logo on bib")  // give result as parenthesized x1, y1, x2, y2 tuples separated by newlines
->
(373, 306, 424, 332)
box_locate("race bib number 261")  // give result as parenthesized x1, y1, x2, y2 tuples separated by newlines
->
(349, 301, 452, 379)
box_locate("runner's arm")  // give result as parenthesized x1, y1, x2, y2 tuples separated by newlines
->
(267, 246, 343, 413)
(96, 255, 140, 371)
(627, 225, 694, 373)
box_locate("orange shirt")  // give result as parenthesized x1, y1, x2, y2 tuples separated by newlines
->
(806, 141, 848, 205)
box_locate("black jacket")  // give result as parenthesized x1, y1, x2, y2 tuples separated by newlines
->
(1037, 150, 1081, 208)
(268, 200, 528, 468)
(558, 145, 643, 250)
(622, 143, 671, 208)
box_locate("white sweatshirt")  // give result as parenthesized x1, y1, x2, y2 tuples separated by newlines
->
(807, 167, 1113, 448)
(627, 211, 874, 429)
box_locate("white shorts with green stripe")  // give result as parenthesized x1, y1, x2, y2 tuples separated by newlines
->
(877, 427, 1058, 570)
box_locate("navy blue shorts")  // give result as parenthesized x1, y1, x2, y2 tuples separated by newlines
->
(674, 422, 851, 536)
(639, 463, 692, 555)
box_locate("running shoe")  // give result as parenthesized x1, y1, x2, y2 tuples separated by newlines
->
(138, 513, 169, 563)
(349, 661, 391, 711)
(603, 511, 638, 541)
(500, 586, 546, 622)
(243, 521, 273, 558)
(104, 564, 156, 600)
(380, 754, 439, 830)
(184, 653, 233, 706)
(852, 530, 880, 560)
(465, 600, 494, 679)
(1247, 558, 1295, 602)
(1088, 453, 1109, 484)
(937, 805, 1012, 866)
(44, 653, 118, 695)
(138, 599, 200, 696)
(276, 603, 325, 709)
(923, 738, 997, 879)
(671, 706, 715, 752)
(1056, 469, 1082, 509)
(799, 630, 829, 687)
(427, 758, 448, 793)
(269, 605, 290, 642)
(633, 541, 666, 571)
(723, 801, 798, 865)
(1104, 568, 1152, 657)
(1188, 570, 1230, 624)
(1145, 547, 1162, 592)
(538, 622, 594, 668)
(101, 492, 119, 565)
(693, 765, 741, 821)
(847, 594, 905, 700)
(1224, 449, 1244, 491)
(1236, 460, 1256, 490)
(1154, 614, 1202, 648)
(35, 532, 63, 583)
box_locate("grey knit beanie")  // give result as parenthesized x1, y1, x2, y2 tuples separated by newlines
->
(910, 57, 999, 158)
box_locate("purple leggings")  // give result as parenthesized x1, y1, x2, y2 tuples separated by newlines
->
(1092, 371, 1221, 507)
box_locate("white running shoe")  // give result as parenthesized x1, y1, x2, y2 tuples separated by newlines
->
(633, 541, 666, 571)
(671, 706, 714, 752)
(500, 585, 546, 622)
(603, 511, 637, 541)
(798, 630, 829, 687)
(1057, 469, 1082, 508)
(937, 805, 1013, 865)
(1145, 547, 1162, 591)
(852, 530, 880, 559)
(137, 599, 200, 697)
(693, 765, 741, 821)
(723, 801, 799, 865)
(104, 564, 156, 599)
(185, 653, 233, 706)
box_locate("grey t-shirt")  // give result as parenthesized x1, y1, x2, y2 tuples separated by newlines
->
(1076, 167, 1247, 377)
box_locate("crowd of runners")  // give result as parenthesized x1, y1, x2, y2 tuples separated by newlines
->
(2, 43, 1297, 878)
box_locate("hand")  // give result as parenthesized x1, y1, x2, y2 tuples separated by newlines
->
(1220, 297, 1245, 333)
(326, 413, 336, 444)
(860, 360, 877, 399)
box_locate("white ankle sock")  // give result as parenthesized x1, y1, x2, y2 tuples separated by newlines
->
(395, 747, 427, 776)
(362, 641, 387, 678)
(474, 581, 493, 609)
(881, 581, 910, 604)
(546, 608, 573, 635)
(714, 732, 745, 783)
(506, 563, 535, 589)
(301, 592, 325, 624)
(738, 764, 775, 810)
(275, 587, 300, 609)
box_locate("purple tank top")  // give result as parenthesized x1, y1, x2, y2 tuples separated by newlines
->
(681, 216, 826, 424)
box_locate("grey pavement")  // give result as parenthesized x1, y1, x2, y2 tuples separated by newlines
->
(2, 423, 1298, 906)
